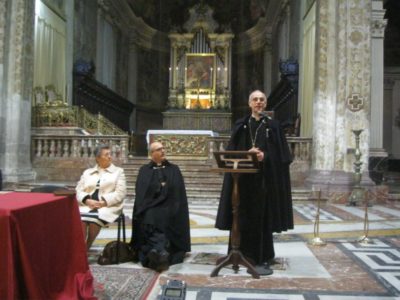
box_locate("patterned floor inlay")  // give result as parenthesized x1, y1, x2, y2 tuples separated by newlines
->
(294, 203, 342, 221)
(340, 238, 400, 295)
(90, 202, 400, 299)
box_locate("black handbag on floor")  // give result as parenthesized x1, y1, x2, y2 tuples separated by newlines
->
(97, 241, 136, 265)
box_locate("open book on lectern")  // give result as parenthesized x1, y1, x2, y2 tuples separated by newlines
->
(213, 151, 260, 170)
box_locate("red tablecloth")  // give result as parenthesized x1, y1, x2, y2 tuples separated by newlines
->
(0, 192, 95, 300)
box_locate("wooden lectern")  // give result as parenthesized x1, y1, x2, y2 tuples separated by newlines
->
(211, 151, 260, 279)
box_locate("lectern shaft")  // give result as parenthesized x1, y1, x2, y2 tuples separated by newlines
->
(231, 174, 240, 249)
(210, 173, 259, 279)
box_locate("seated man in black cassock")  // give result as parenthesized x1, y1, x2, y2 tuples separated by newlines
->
(130, 141, 191, 272)
(215, 89, 294, 276)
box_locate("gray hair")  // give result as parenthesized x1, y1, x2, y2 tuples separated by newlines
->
(94, 144, 110, 157)
(248, 90, 267, 103)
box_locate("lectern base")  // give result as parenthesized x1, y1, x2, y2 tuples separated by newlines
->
(210, 249, 260, 279)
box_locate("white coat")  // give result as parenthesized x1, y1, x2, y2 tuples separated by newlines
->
(76, 163, 126, 223)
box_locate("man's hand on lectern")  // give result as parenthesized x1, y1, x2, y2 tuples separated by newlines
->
(249, 147, 264, 162)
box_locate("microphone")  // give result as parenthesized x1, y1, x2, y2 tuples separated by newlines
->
(258, 111, 271, 119)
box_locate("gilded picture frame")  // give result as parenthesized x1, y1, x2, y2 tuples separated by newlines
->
(185, 54, 216, 90)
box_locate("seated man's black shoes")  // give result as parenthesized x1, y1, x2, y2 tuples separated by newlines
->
(147, 249, 169, 272)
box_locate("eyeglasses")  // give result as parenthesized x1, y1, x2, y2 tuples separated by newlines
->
(251, 97, 266, 102)
(152, 147, 164, 152)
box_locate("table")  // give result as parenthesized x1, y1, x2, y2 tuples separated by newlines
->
(0, 192, 94, 299)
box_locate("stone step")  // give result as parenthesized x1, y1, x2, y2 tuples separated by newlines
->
(125, 189, 220, 196)
(125, 172, 223, 181)
(123, 168, 219, 175)
(13, 181, 316, 205)
(122, 161, 214, 169)
(126, 178, 223, 186)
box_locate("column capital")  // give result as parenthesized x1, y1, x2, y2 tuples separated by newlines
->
(371, 0, 387, 38)
(371, 19, 387, 38)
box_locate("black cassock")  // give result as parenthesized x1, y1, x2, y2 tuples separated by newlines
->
(130, 160, 191, 267)
(215, 115, 294, 265)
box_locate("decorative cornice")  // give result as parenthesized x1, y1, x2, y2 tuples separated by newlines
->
(168, 33, 194, 49)
(235, 18, 271, 54)
(235, 0, 286, 55)
(101, 0, 170, 53)
(384, 69, 400, 86)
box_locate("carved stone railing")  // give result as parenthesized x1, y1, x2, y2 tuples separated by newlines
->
(287, 137, 313, 162)
(31, 135, 129, 160)
(208, 135, 312, 163)
(31, 134, 129, 182)
(32, 104, 126, 135)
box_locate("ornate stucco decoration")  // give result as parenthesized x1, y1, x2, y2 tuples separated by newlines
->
(150, 134, 209, 158)
(183, 3, 218, 34)
(347, 93, 364, 112)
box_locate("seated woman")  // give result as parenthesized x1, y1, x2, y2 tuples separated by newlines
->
(76, 144, 126, 250)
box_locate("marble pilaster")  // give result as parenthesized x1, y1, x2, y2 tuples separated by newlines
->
(369, 0, 387, 151)
(312, 0, 338, 172)
(307, 0, 375, 192)
(0, 0, 35, 183)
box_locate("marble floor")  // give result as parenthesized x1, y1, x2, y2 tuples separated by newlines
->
(90, 201, 400, 300)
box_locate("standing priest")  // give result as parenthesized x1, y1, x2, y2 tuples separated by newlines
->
(130, 141, 191, 272)
(216, 89, 294, 276)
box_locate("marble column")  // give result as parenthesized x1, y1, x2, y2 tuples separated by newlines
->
(391, 79, 400, 158)
(369, 0, 387, 154)
(128, 41, 138, 132)
(65, 0, 74, 105)
(0, 0, 36, 183)
(263, 42, 272, 94)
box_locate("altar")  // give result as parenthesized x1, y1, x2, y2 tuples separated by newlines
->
(162, 3, 234, 134)
(147, 130, 218, 159)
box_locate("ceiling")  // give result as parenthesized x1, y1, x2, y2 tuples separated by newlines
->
(127, 0, 269, 33)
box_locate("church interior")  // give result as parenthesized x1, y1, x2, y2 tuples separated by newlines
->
(1, 0, 400, 299)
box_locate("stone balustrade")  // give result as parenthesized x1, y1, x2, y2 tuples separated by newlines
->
(286, 136, 313, 162)
(208, 135, 312, 162)
(30, 133, 311, 183)
(31, 135, 129, 160)
(208, 135, 312, 186)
